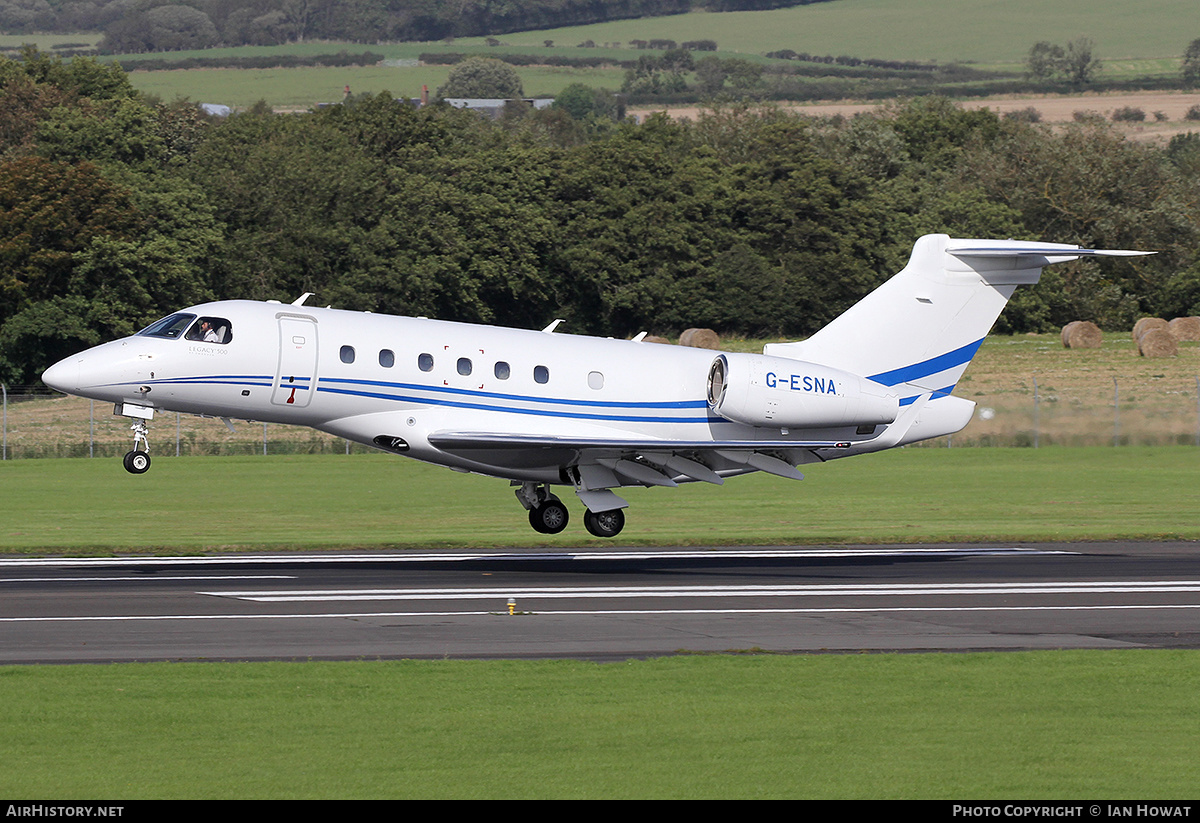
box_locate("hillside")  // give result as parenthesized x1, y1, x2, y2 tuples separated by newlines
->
(460, 0, 1195, 63)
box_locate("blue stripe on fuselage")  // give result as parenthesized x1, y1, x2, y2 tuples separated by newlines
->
(98, 374, 713, 424)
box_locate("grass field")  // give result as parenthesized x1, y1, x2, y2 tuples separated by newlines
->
(1, 652, 1196, 798)
(124, 62, 627, 108)
(5, 0, 1185, 108)
(462, 0, 1195, 63)
(4, 0, 1193, 66)
(2, 446, 1199, 552)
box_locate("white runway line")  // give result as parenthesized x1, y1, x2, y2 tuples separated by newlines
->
(201, 581, 1200, 602)
(3, 603, 1200, 623)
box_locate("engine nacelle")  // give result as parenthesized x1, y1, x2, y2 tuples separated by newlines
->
(706, 353, 899, 430)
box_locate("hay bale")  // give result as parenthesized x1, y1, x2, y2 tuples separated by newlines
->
(1062, 320, 1102, 348)
(1132, 317, 1168, 341)
(1168, 316, 1200, 342)
(1137, 327, 1178, 357)
(641, 335, 671, 345)
(678, 328, 721, 350)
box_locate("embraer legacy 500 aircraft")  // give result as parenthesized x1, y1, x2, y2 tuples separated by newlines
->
(42, 234, 1148, 538)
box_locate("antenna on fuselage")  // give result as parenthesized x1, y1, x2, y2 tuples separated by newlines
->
(291, 292, 314, 306)
(541, 319, 564, 333)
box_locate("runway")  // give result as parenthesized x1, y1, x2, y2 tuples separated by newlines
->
(2, 543, 1199, 663)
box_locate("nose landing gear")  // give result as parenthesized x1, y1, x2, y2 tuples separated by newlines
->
(123, 446, 151, 474)
(118, 404, 154, 474)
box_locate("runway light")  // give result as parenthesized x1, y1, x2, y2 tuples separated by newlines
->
(508, 598, 516, 615)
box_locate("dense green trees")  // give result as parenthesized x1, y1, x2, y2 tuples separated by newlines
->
(1025, 38, 1102, 85)
(1184, 38, 1200, 85)
(2, 51, 1199, 387)
(436, 57, 525, 99)
(75, 0, 697, 52)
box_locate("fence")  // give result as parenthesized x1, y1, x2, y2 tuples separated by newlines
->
(0, 387, 364, 460)
(5, 371, 1200, 459)
(932, 373, 1200, 448)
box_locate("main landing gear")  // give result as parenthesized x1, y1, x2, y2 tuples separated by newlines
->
(516, 482, 626, 538)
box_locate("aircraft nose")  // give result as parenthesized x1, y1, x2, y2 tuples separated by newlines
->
(42, 356, 79, 394)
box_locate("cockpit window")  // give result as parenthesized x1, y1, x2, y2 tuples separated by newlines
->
(138, 313, 196, 339)
(184, 317, 233, 344)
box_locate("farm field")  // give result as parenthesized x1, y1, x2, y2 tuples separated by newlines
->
(124, 63, 626, 109)
(3, 0, 1193, 67)
(639, 91, 1200, 142)
(456, 0, 1194, 63)
(5, 0, 1191, 110)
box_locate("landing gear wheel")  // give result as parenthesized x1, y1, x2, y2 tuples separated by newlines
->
(529, 499, 569, 534)
(584, 508, 625, 538)
(123, 450, 151, 474)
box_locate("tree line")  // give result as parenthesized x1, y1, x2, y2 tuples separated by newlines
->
(1, 49, 1199, 386)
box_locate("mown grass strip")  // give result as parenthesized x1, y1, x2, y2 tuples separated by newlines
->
(1, 652, 1197, 798)
(2, 446, 1199, 553)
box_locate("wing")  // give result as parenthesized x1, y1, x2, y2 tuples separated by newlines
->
(426, 430, 860, 509)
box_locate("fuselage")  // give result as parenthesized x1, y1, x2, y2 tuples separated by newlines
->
(45, 299, 871, 482)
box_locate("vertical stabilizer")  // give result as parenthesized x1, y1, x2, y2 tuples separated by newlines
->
(764, 234, 1148, 403)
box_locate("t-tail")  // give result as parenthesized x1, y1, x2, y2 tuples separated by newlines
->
(764, 234, 1151, 450)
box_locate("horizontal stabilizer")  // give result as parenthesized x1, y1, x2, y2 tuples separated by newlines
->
(947, 245, 1151, 259)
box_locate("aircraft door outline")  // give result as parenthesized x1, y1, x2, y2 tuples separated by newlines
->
(273, 314, 318, 407)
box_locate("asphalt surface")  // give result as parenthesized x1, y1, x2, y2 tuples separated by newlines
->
(2, 542, 1199, 663)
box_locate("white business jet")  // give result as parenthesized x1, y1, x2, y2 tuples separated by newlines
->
(41, 234, 1148, 537)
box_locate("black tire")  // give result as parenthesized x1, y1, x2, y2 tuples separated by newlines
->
(584, 508, 625, 538)
(528, 506, 547, 533)
(123, 450, 150, 474)
(529, 500, 569, 534)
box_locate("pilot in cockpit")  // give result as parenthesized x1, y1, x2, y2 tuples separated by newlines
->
(198, 320, 219, 342)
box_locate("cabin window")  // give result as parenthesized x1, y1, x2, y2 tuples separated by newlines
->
(183, 316, 233, 344)
(340, 345, 355, 364)
(494, 361, 511, 380)
(379, 349, 395, 368)
(457, 357, 472, 376)
(588, 371, 604, 390)
(139, 313, 196, 340)
(418, 353, 434, 372)
(534, 365, 549, 384)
